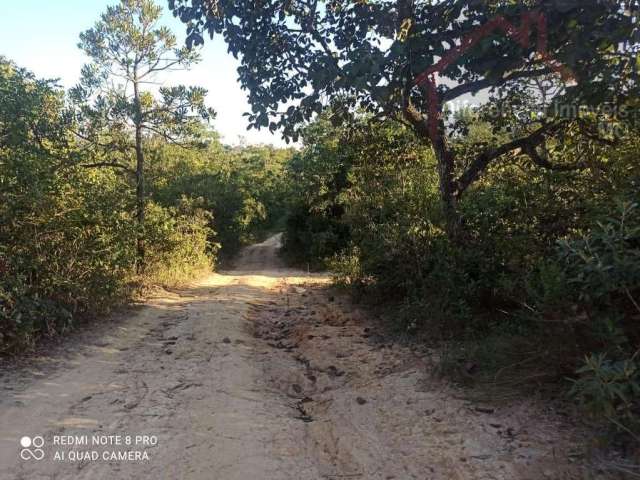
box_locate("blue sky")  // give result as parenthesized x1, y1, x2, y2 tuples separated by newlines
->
(0, 0, 287, 146)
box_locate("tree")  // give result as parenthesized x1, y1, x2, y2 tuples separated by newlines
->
(169, 0, 637, 236)
(72, 0, 215, 271)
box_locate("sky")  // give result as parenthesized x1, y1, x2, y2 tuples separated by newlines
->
(0, 0, 288, 147)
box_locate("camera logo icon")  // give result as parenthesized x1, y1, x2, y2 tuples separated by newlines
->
(20, 436, 45, 461)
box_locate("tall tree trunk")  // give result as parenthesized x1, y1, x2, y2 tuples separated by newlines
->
(133, 80, 145, 274)
(403, 102, 461, 239)
(431, 128, 460, 239)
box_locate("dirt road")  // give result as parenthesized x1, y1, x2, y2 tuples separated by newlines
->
(0, 234, 591, 479)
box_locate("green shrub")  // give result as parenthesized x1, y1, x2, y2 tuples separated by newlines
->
(150, 139, 293, 258)
(558, 202, 640, 314)
(570, 353, 640, 437)
(144, 198, 216, 286)
(546, 203, 640, 437)
(284, 112, 640, 441)
(0, 59, 224, 353)
(0, 167, 138, 352)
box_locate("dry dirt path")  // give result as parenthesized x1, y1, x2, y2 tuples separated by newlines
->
(0, 234, 592, 480)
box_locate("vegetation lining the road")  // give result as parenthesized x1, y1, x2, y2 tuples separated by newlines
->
(1, 0, 639, 459)
(170, 0, 640, 449)
(0, 0, 292, 354)
(281, 113, 640, 446)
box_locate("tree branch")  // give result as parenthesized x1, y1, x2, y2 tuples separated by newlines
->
(306, 0, 343, 77)
(79, 161, 135, 173)
(522, 143, 586, 171)
(143, 124, 193, 149)
(71, 128, 135, 152)
(455, 121, 565, 197)
(442, 67, 554, 102)
(576, 118, 617, 146)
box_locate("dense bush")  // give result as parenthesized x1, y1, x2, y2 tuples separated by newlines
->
(555, 203, 640, 434)
(0, 59, 134, 351)
(282, 117, 352, 267)
(0, 166, 138, 351)
(143, 198, 215, 285)
(0, 57, 290, 354)
(283, 112, 640, 437)
(150, 139, 292, 257)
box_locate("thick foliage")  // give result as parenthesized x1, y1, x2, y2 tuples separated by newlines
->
(171, 0, 637, 248)
(284, 113, 640, 438)
(149, 137, 293, 257)
(0, 57, 289, 353)
(283, 116, 352, 266)
(170, 0, 636, 141)
(556, 203, 640, 435)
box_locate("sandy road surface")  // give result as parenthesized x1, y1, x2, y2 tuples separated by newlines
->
(0, 234, 593, 480)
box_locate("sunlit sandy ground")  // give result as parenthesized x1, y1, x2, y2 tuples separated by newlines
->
(0, 234, 591, 480)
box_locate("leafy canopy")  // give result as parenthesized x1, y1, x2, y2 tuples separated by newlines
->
(169, 0, 637, 142)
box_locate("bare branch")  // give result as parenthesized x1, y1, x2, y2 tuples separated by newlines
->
(455, 122, 566, 197)
(143, 124, 192, 149)
(79, 161, 134, 173)
(576, 118, 618, 146)
(442, 67, 554, 102)
(522, 143, 586, 171)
